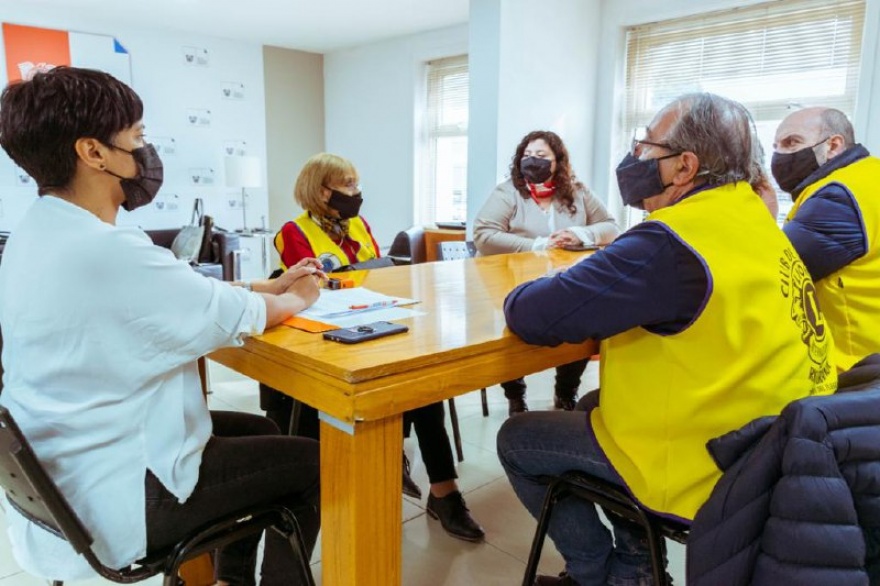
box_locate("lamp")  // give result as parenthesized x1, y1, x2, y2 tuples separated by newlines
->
(224, 155, 262, 233)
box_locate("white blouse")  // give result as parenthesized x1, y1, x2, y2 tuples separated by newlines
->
(0, 196, 266, 580)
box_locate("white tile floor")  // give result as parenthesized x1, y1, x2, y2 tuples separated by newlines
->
(0, 361, 685, 585)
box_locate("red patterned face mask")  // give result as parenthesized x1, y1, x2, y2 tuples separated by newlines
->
(528, 180, 556, 204)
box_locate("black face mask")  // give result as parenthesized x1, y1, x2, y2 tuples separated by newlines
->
(520, 156, 553, 184)
(103, 143, 164, 211)
(615, 152, 679, 209)
(770, 139, 827, 195)
(328, 190, 363, 219)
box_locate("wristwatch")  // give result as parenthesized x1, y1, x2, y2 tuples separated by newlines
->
(243, 281, 253, 292)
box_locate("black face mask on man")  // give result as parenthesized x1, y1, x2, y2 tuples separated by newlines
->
(615, 152, 679, 209)
(103, 143, 164, 211)
(328, 189, 364, 219)
(770, 138, 828, 195)
(520, 156, 553, 184)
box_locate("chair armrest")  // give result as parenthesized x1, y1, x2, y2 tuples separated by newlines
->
(144, 228, 180, 249)
(211, 231, 240, 281)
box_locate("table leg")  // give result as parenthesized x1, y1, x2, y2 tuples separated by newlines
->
(319, 414, 403, 586)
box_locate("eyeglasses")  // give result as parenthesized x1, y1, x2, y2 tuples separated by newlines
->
(324, 183, 361, 193)
(630, 137, 675, 156)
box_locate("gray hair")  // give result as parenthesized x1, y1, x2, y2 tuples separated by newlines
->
(661, 93, 760, 187)
(819, 108, 855, 148)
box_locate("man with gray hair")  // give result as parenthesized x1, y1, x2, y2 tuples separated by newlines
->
(497, 93, 835, 586)
(772, 107, 880, 372)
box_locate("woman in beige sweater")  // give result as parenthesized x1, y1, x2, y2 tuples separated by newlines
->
(474, 130, 620, 415)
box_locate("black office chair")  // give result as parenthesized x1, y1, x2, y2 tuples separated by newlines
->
(0, 405, 315, 586)
(388, 226, 427, 265)
(523, 471, 689, 586)
(437, 240, 490, 422)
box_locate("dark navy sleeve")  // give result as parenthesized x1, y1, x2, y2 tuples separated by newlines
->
(503, 222, 709, 346)
(783, 183, 867, 281)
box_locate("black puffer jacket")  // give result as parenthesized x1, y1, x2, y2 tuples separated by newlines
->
(687, 355, 880, 586)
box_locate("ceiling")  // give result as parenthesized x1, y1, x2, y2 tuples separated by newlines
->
(3, 0, 470, 53)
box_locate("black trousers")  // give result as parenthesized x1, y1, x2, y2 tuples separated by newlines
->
(145, 411, 320, 586)
(261, 385, 457, 484)
(501, 358, 589, 401)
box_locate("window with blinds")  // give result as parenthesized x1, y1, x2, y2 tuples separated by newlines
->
(621, 0, 866, 224)
(418, 55, 469, 224)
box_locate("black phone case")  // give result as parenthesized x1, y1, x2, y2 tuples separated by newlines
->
(323, 321, 409, 344)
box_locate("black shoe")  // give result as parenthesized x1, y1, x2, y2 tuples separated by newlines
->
(554, 391, 579, 411)
(426, 491, 485, 542)
(535, 571, 578, 585)
(508, 397, 529, 416)
(402, 453, 422, 499)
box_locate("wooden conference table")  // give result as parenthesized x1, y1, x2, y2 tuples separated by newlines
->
(209, 249, 598, 586)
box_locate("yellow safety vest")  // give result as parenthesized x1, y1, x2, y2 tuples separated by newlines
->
(276, 213, 378, 271)
(592, 182, 836, 521)
(785, 156, 880, 371)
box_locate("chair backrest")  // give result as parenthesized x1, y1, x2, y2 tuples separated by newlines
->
(387, 226, 426, 265)
(145, 228, 240, 281)
(438, 240, 476, 261)
(0, 406, 94, 555)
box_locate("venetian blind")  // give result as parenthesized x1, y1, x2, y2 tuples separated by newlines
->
(624, 0, 866, 133)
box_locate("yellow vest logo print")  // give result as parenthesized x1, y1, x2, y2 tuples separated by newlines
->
(779, 248, 831, 391)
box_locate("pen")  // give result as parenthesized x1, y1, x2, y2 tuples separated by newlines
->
(349, 300, 398, 310)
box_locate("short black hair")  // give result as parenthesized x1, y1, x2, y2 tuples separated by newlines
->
(0, 66, 143, 195)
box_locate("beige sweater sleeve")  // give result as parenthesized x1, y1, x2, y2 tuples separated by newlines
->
(473, 183, 537, 255)
(570, 187, 621, 245)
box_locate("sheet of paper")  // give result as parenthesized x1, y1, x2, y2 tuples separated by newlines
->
(321, 307, 424, 328)
(298, 287, 418, 320)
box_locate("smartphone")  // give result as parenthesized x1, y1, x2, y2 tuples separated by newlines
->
(562, 243, 600, 251)
(323, 321, 409, 344)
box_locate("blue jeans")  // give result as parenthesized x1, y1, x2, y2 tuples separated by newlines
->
(497, 398, 656, 586)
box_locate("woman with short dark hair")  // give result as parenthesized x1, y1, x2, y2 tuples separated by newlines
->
(0, 66, 321, 585)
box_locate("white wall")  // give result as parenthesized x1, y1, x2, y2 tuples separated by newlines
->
(324, 0, 880, 244)
(466, 0, 502, 240)
(0, 9, 269, 234)
(591, 0, 880, 220)
(467, 0, 601, 234)
(263, 45, 324, 268)
(324, 25, 468, 248)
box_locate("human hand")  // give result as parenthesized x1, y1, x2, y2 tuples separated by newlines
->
(548, 229, 582, 249)
(281, 267, 321, 309)
(290, 257, 324, 272)
(270, 260, 326, 296)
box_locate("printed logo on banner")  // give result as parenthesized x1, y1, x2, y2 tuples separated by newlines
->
(189, 168, 215, 186)
(154, 193, 181, 212)
(186, 108, 212, 127)
(223, 140, 248, 157)
(151, 136, 178, 156)
(182, 46, 210, 67)
(221, 81, 246, 100)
